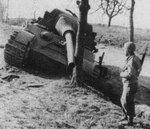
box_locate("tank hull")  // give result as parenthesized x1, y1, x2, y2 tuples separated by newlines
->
(4, 9, 107, 78)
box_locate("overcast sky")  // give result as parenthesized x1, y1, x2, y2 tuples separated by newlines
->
(7, 0, 150, 29)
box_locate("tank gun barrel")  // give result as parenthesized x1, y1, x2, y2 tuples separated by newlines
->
(64, 32, 75, 74)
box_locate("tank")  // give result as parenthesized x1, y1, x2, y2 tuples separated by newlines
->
(4, 9, 107, 78)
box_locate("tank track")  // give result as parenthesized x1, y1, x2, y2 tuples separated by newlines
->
(4, 33, 30, 68)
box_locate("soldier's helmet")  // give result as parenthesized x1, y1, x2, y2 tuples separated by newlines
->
(124, 42, 136, 53)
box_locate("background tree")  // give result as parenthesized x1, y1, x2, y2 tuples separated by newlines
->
(0, 0, 7, 22)
(33, 0, 38, 19)
(100, 0, 126, 27)
(130, 0, 135, 42)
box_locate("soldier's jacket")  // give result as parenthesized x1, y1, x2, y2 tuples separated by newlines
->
(122, 54, 142, 84)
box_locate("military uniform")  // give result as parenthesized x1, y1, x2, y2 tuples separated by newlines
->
(120, 42, 142, 124)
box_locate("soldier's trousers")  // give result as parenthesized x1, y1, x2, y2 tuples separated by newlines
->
(120, 82, 138, 118)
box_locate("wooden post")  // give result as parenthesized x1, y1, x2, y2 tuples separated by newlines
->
(130, 0, 135, 42)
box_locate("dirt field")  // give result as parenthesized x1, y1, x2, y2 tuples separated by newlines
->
(0, 23, 150, 129)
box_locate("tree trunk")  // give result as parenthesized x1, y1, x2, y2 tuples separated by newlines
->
(71, 0, 90, 86)
(108, 16, 112, 27)
(130, 0, 135, 42)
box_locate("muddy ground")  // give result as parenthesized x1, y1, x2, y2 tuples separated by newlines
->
(0, 23, 150, 129)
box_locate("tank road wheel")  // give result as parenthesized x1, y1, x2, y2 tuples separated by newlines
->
(4, 35, 31, 68)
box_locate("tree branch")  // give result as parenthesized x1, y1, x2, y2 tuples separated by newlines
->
(100, 0, 126, 26)
(65, 9, 78, 18)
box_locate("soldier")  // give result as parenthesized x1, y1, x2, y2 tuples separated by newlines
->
(120, 42, 142, 125)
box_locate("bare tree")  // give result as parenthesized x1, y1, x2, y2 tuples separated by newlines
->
(0, 0, 7, 22)
(100, 0, 126, 27)
(5, 0, 9, 22)
(33, 0, 38, 19)
(129, 0, 135, 42)
(71, 0, 90, 86)
(65, 9, 78, 18)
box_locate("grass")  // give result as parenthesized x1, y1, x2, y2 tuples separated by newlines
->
(93, 24, 150, 56)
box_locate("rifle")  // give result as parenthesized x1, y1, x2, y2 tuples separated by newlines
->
(141, 43, 148, 66)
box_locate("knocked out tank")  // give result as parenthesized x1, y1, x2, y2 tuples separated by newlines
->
(4, 9, 107, 78)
